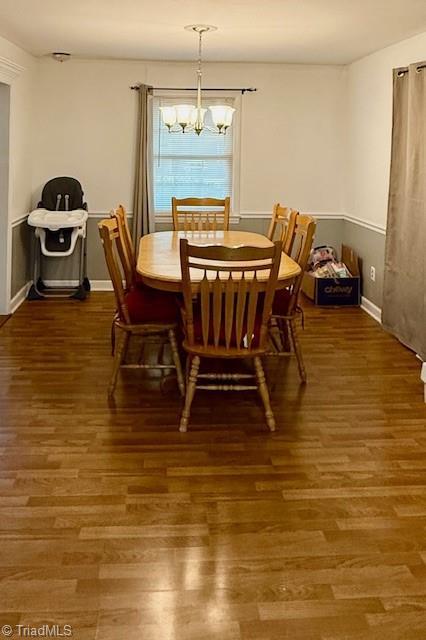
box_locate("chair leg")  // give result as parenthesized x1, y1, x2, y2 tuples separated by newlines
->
(179, 355, 200, 433)
(279, 317, 292, 352)
(108, 330, 130, 397)
(254, 356, 276, 432)
(269, 317, 283, 352)
(111, 319, 116, 356)
(185, 352, 191, 382)
(288, 317, 307, 383)
(168, 329, 185, 397)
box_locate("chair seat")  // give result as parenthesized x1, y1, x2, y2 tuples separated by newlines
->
(272, 287, 292, 316)
(124, 283, 180, 324)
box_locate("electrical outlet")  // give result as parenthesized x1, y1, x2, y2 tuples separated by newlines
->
(370, 266, 376, 282)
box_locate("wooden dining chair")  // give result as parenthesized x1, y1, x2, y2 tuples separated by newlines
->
(108, 205, 139, 355)
(111, 205, 136, 291)
(267, 203, 298, 255)
(172, 197, 231, 231)
(98, 218, 185, 397)
(267, 214, 317, 382)
(179, 238, 282, 432)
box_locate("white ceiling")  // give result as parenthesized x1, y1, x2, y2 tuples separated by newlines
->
(1, 0, 426, 65)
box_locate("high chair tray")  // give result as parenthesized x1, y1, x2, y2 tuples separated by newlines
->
(27, 208, 88, 231)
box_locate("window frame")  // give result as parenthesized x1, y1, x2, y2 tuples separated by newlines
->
(150, 90, 241, 222)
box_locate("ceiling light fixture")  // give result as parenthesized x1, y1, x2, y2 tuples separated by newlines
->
(160, 25, 235, 136)
(51, 52, 71, 63)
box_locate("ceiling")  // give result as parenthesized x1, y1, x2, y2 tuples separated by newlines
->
(1, 0, 426, 65)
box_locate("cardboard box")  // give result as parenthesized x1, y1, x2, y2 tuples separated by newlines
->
(302, 245, 361, 306)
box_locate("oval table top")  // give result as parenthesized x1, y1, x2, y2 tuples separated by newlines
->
(137, 230, 301, 292)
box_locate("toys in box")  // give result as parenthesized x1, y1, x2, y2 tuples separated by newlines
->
(302, 244, 361, 306)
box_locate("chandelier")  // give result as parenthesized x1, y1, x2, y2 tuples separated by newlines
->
(160, 25, 235, 136)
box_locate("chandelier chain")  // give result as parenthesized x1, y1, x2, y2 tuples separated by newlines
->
(159, 25, 235, 135)
(198, 30, 202, 74)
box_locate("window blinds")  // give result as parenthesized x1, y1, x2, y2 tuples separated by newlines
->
(152, 96, 234, 213)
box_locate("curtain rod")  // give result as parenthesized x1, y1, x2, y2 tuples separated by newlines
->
(130, 85, 256, 94)
(397, 63, 426, 76)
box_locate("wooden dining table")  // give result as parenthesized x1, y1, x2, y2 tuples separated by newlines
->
(136, 230, 301, 291)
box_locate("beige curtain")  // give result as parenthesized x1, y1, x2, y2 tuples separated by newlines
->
(383, 63, 426, 360)
(132, 84, 153, 248)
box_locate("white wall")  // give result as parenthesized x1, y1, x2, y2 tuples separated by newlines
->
(346, 31, 426, 230)
(0, 36, 37, 223)
(0, 35, 37, 312)
(33, 58, 346, 215)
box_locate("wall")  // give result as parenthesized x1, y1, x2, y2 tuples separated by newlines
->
(0, 82, 11, 307)
(345, 30, 426, 308)
(9, 33, 426, 307)
(32, 58, 346, 215)
(0, 35, 37, 308)
(22, 57, 346, 287)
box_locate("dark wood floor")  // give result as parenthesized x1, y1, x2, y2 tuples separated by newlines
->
(0, 293, 425, 640)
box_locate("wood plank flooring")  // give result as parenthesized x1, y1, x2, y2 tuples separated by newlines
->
(0, 293, 425, 639)
(0, 315, 10, 329)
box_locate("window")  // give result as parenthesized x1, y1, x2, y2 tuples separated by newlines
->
(151, 95, 237, 215)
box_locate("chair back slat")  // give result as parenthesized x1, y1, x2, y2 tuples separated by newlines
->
(98, 218, 131, 324)
(267, 203, 298, 254)
(180, 239, 282, 353)
(111, 205, 136, 290)
(212, 275, 223, 347)
(235, 277, 248, 349)
(246, 275, 260, 349)
(172, 197, 231, 231)
(224, 276, 235, 349)
(200, 274, 210, 347)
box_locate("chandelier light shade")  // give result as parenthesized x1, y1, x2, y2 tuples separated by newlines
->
(209, 105, 236, 132)
(159, 106, 177, 129)
(160, 25, 235, 135)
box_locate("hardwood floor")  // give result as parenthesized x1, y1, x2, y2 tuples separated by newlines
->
(0, 292, 425, 639)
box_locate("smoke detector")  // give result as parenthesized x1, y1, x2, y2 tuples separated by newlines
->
(51, 52, 71, 63)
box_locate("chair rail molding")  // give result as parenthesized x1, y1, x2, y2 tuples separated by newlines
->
(0, 56, 25, 84)
(240, 211, 387, 235)
(88, 211, 134, 219)
(240, 211, 344, 220)
(344, 214, 386, 235)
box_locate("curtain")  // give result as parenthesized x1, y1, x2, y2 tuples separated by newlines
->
(382, 63, 426, 360)
(132, 84, 153, 248)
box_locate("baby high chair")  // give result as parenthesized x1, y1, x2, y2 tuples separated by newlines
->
(27, 177, 90, 300)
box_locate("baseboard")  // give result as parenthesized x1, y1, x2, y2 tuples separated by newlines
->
(43, 279, 113, 291)
(8, 280, 112, 314)
(361, 296, 382, 323)
(90, 280, 113, 291)
(9, 282, 31, 314)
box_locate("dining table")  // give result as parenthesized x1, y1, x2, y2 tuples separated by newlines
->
(136, 230, 301, 291)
